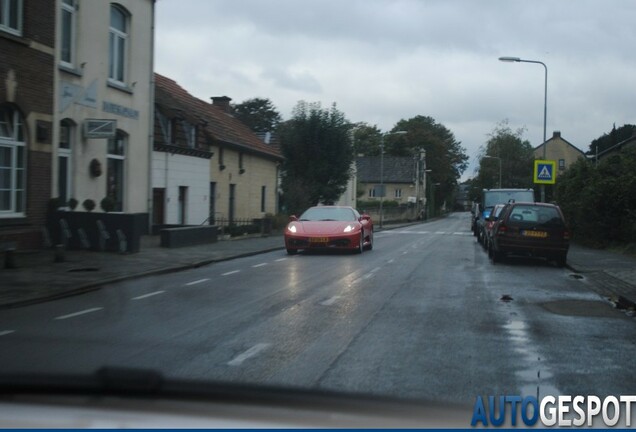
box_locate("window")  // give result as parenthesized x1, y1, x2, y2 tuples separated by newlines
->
(107, 130, 126, 212)
(182, 120, 196, 148)
(239, 152, 244, 172)
(261, 186, 266, 213)
(559, 159, 565, 170)
(0, 0, 22, 36)
(368, 188, 376, 198)
(58, 120, 73, 206)
(155, 110, 172, 144)
(109, 5, 128, 84)
(0, 105, 26, 216)
(218, 146, 224, 169)
(395, 188, 402, 198)
(60, 0, 76, 67)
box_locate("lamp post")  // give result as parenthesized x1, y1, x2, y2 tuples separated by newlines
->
(499, 56, 548, 202)
(482, 155, 502, 188)
(424, 169, 432, 220)
(379, 130, 407, 228)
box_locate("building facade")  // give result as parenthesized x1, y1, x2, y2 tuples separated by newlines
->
(53, 0, 155, 216)
(152, 74, 282, 228)
(533, 131, 585, 174)
(1, 0, 56, 249)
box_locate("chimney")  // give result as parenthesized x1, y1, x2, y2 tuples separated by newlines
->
(552, 131, 561, 139)
(211, 96, 232, 114)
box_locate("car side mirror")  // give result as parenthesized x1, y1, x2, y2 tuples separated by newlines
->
(289, 215, 298, 222)
(360, 214, 371, 222)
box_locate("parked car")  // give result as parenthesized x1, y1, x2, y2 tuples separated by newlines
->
(489, 202, 570, 266)
(284, 206, 374, 255)
(482, 204, 506, 251)
(470, 202, 480, 236)
(475, 206, 493, 246)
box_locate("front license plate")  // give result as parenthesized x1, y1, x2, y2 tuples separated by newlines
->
(309, 237, 329, 243)
(522, 230, 547, 238)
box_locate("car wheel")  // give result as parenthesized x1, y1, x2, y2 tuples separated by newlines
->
(556, 253, 567, 268)
(356, 233, 364, 254)
(366, 231, 373, 250)
(286, 248, 298, 255)
(492, 249, 503, 264)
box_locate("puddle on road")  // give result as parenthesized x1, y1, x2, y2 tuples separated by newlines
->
(502, 319, 560, 398)
(541, 299, 624, 318)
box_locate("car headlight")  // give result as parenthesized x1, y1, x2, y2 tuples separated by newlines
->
(288, 225, 297, 233)
(343, 225, 355, 233)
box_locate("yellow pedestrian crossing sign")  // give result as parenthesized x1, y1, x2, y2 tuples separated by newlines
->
(534, 160, 556, 184)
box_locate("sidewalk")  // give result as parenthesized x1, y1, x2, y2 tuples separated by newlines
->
(2, 222, 636, 310)
(566, 244, 636, 310)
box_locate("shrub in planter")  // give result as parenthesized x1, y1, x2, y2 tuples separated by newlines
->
(82, 199, 96, 212)
(68, 198, 78, 210)
(100, 196, 116, 213)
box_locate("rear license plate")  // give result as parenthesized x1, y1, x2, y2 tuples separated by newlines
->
(309, 237, 329, 243)
(522, 230, 547, 238)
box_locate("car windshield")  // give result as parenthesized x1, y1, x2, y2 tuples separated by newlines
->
(299, 207, 357, 221)
(508, 205, 564, 226)
(3, 1, 636, 428)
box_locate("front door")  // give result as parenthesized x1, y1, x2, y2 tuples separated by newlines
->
(152, 188, 165, 226)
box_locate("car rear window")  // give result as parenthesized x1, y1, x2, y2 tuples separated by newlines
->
(508, 206, 563, 226)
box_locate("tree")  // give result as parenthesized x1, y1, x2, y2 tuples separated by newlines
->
(588, 123, 636, 155)
(232, 97, 282, 133)
(351, 122, 382, 156)
(279, 101, 354, 215)
(389, 116, 468, 213)
(472, 120, 534, 201)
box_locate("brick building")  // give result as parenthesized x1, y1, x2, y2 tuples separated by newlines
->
(0, 0, 56, 249)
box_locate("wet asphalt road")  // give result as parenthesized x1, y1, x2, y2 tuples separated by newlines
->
(1, 212, 635, 405)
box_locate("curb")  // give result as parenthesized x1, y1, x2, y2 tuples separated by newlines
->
(0, 246, 286, 310)
(565, 262, 636, 311)
(0, 220, 440, 309)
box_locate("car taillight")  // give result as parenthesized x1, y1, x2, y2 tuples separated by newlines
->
(497, 224, 507, 236)
(563, 229, 570, 240)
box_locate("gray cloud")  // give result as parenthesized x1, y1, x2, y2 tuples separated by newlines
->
(155, 0, 636, 179)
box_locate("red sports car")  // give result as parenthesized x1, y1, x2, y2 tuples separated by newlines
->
(284, 206, 374, 254)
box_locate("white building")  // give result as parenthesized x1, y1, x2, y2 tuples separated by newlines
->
(53, 0, 155, 215)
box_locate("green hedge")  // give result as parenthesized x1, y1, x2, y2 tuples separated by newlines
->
(556, 148, 636, 247)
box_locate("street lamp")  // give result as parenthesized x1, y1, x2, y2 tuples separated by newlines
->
(379, 130, 407, 228)
(499, 56, 548, 202)
(424, 169, 432, 220)
(482, 155, 502, 188)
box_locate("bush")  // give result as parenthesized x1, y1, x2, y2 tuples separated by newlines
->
(68, 198, 78, 210)
(557, 149, 636, 246)
(100, 196, 116, 213)
(82, 199, 96, 212)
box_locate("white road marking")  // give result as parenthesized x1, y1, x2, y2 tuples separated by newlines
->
(0, 330, 15, 337)
(227, 343, 271, 366)
(274, 258, 287, 262)
(222, 270, 240, 276)
(387, 259, 395, 264)
(131, 290, 165, 300)
(402, 251, 408, 255)
(362, 273, 374, 280)
(369, 267, 381, 274)
(185, 278, 209, 286)
(54, 307, 103, 320)
(320, 296, 342, 306)
(252, 263, 268, 268)
(435, 231, 446, 235)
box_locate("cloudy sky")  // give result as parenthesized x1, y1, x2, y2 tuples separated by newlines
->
(155, 0, 636, 180)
